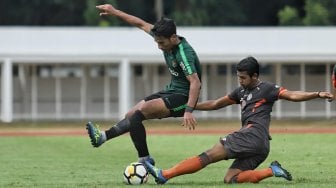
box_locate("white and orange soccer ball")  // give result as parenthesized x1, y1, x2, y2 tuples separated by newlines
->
(123, 162, 149, 185)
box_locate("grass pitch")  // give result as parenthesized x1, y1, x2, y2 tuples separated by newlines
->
(1, 131, 336, 188)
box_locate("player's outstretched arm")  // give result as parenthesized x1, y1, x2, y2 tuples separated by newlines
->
(96, 4, 153, 33)
(195, 96, 236, 111)
(279, 90, 334, 102)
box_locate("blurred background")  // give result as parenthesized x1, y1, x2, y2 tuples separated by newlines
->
(2, 0, 336, 26)
(0, 0, 335, 122)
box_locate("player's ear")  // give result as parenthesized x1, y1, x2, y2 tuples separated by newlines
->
(252, 73, 258, 80)
(170, 34, 178, 42)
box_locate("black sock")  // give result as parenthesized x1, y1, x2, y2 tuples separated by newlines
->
(198, 152, 211, 167)
(129, 110, 149, 157)
(105, 118, 131, 140)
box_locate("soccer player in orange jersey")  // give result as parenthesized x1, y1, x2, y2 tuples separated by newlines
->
(146, 56, 334, 184)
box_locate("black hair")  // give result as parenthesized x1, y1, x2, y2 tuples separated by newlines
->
(151, 17, 176, 38)
(236, 56, 260, 77)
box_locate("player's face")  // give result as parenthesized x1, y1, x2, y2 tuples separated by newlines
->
(237, 71, 254, 88)
(154, 36, 175, 52)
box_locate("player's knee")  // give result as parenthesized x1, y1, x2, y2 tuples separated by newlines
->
(127, 110, 146, 126)
(223, 177, 230, 184)
(125, 108, 145, 119)
(224, 175, 237, 184)
(204, 142, 227, 161)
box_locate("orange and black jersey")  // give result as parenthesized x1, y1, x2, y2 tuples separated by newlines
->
(228, 81, 286, 130)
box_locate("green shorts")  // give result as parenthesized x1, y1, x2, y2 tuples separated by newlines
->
(144, 91, 188, 117)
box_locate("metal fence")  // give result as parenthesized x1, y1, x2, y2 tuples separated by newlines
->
(0, 60, 334, 122)
(1, 27, 336, 122)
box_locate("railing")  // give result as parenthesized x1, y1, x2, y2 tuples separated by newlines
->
(0, 59, 334, 122)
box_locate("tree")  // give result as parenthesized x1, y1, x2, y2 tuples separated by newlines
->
(324, 0, 336, 24)
(303, 0, 330, 25)
(169, 0, 305, 26)
(278, 6, 302, 25)
(84, 0, 156, 26)
(2, 0, 336, 26)
(84, 0, 120, 26)
(169, 0, 246, 26)
(278, 0, 336, 26)
(0, 0, 86, 25)
(170, 0, 209, 25)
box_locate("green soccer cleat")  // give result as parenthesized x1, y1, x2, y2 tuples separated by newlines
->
(86, 122, 105, 147)
(144, 161, 168, 184)
(270, 161, 292, 181)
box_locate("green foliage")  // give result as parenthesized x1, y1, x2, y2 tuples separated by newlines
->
(278, 0, 335, 26)
(170, 0, 247, 26)
(115, 0, 156, 24)
(84, 0, 103, 26)
(324, 0, 336, 24)
(84, 0, 156, 26)
(303, 0, 331, 25)
(0, 0, 86, 25)
(278, 6, 302, 25)
(1, 0, 336, 26)
(171, 0, 210, 26)
(0, 134, 335, 187)
(84, 0, 120, 26)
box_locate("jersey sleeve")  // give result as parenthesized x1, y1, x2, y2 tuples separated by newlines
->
(178, 43, 198, 76)
(268, 83, 286, 102)
(228, 87, 241, 104)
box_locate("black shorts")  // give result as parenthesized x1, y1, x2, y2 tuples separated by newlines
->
(219, 125, 270, 171)
(144, 91, 188, 117)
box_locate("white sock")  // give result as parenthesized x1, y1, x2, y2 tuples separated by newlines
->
(100, 131, 107, 142)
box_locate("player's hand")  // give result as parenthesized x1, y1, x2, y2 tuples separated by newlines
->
(319, 91, 334, 102)
(182, 112, 197, 130)
(96, 4, 118, 16)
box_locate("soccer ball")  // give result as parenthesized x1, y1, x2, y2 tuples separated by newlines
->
(123, 162, 149, 185)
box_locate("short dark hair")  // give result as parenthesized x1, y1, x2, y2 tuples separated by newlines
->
(151, 17, 176, 38)
(236, 56, 259, 77)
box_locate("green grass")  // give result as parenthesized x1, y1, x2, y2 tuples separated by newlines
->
(1, 134, 336, 188)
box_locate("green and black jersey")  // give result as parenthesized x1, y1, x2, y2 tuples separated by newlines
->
(162, 37, 202, 96)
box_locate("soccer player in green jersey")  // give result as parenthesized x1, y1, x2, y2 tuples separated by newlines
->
(145, 56, 334, 184)
(86, 4, 202, 165)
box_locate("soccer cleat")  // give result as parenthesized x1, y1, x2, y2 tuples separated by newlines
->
(270, 161, 292, 181)
(138, 156, 156, 166)
(144, 161, 168, 184)
(86, 122, 105, 147)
